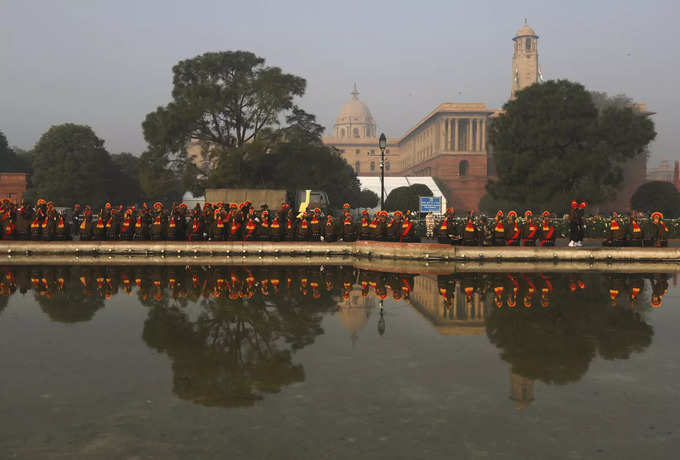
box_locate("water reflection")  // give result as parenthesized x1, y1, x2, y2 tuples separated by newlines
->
(0, 265, 668, 409)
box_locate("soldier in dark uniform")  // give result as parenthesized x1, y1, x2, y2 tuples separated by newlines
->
(462, 212, 479, 246)
(243, 208, 258, 242)
(120, 209, 134, 241)
(309, 208, 322, 241)
(188, 208, 204, 241)
(257, 209, 270, 241)
(603, 212, 625, 247)
(340, 209, 355, 242)
(296, 211, 311, 241)
(400, 210, 419, 242)
(437, 208, 456, 244)
(150, 202, 167, 241)
(324, 214, 338, 242)
(285, 208, 296, 241)
(79, 207, 94, 241)
(71, 204, 82, 238)
(270, 211, 282, 242)
(627, 213, 644, 246)
(55, 212, 71, 241)
(227, 204, 242, 241)
(388, 211, 403, 242)
(212, 207, 226, 241)
(92, 210, 107, 241)
(521, 210, 538, 246)
(373, 211, 388, 241)
(106, 208, 121, 241)
(359, 209, 371, 240)
(538, 211, 555, 246)
(41, 206, 58, 241)
(30, 200, 46, 240)
(505, 211, 521, 246)
(492, 210, 505, 246)
(568, 200, 579, 247)
(650, 212, 668, 247)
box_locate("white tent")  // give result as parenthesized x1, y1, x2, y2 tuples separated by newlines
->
(357, 176, 447, 214)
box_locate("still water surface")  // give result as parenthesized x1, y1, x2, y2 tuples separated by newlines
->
(0, 265, 679, 459)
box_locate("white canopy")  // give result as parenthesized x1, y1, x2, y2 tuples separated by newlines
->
(357, 176, 447, 213)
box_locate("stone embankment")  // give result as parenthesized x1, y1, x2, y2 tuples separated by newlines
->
(2, 240, 679, 274)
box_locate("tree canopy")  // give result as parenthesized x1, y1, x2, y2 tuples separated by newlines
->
(31, 124, 119, 207)
(385, 184, 432, 212)
(487, 80, 656, 213)
(630, 181, 680, 217)
(143, 50, 306, 157)
(358, 189, 379, 208)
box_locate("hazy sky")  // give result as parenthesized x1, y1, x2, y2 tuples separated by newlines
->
(1, 0, 678, 166)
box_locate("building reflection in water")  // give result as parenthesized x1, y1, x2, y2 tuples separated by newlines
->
(0, 265, 666, 409)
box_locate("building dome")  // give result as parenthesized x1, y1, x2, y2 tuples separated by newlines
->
(515, 20, 537, 38)
(333, 84, 377, 138)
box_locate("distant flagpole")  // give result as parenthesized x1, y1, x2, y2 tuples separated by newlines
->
(538, 66, 545, 82)
(515, 65, 519, 85)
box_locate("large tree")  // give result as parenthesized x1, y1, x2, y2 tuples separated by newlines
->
(487, 80, 656, 212)
(143, 50, 306, 158)
(31, 124, 118, 207)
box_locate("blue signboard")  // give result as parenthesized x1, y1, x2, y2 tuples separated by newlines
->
(419, 196, 442, 213)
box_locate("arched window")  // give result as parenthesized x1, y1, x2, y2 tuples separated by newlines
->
(370, 161, 375, 171)
(340, 128, 345, 137)
(459, 160, 469, 177)
(386, 161, 390, 171)
(353, 128, 360, 138)
(525, 38, 531, 50)
(355, 161, 360, 173)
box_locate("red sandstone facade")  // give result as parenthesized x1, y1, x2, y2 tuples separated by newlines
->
(0, 172, 27, 202)
(401, 153, 488, 212)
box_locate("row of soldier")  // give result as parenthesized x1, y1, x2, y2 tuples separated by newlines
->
(0, 198, 670, 246)
(437, 207, 669, 247)
(0, 199, 420, 242)
(437, 209, 558, 246)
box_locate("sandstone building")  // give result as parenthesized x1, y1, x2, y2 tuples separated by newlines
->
(323, 23, 544, 212)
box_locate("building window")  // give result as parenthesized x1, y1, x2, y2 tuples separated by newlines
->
(355, 149, 360, 155)
(370, 161, 375, 171)
(459, 160, 469, 177)
(340, 128, 345, 137)
(353, 128, 360, 138)
(370, 149, 375, 155)
(525, 38, 531, 50)
(386, 161, 390, 171)
(355, 161, 360, 173)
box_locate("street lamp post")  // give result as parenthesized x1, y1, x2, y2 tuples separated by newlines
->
(379, 133, 387, 211)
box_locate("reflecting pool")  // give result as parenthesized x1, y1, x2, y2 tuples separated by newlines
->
(0, 265, 678, 459)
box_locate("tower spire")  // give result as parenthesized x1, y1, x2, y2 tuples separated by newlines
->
(351, 83, 359, 100)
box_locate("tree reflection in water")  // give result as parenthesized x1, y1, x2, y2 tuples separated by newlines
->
(484, 273, 657, 384)
(141, 267, 341, 407)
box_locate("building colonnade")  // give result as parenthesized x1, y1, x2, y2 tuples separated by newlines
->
(440, 117, 487, 153)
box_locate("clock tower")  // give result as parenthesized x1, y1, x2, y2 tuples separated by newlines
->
(511, 20, 539, 98)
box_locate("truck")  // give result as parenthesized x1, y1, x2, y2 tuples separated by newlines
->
(204, 188, 331, 214)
